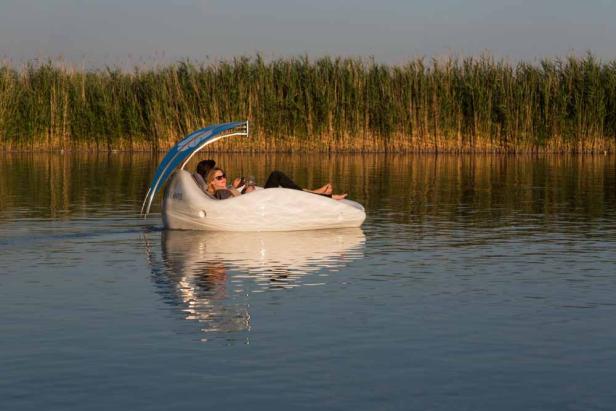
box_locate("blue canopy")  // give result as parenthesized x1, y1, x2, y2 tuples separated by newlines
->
(141, 121, 248, 216)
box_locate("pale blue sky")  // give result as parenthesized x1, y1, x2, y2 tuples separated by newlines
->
(1, 0, 615, 67)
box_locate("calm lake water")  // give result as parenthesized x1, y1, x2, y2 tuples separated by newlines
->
(1, 153, 616, 410)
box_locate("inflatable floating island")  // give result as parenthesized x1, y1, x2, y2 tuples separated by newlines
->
(141, 121, 366, 231)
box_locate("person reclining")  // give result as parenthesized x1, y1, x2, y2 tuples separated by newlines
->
(206, 167, 347, 200)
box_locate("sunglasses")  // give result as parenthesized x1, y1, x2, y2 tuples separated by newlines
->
(214, 173, 226, 181)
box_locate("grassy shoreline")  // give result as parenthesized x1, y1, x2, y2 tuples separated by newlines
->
(1, 55, 615, 152)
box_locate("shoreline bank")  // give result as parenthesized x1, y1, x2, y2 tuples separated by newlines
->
(1, 134, 614, 153)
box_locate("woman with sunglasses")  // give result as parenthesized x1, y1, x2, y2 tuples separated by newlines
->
(206, 167, 241, 199)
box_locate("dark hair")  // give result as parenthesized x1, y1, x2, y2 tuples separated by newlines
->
(196, 159, 216, 178)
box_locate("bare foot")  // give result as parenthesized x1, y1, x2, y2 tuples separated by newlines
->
(332, 193, 348, 200)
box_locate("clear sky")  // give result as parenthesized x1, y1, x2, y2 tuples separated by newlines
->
(1, 0, 615, 67)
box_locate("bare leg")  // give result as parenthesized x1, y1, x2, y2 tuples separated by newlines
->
(309, 183, 332, 194)
(265, 171, 344, 199)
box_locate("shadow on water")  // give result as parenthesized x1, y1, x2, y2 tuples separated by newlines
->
(144, 228, 365, 341)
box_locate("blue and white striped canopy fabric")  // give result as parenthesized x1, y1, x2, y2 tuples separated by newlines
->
(141, 121, 248, 216)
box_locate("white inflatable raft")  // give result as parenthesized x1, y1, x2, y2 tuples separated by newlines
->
(142, 121, 366, 231)
(163, 170, 366, 231)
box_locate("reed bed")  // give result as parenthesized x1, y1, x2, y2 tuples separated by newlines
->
(1, 55, 615, 152)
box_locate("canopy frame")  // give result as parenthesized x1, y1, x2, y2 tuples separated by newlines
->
(141, 121, 248, 217)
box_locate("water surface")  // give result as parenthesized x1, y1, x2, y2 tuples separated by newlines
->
(1, 153, 616, 410)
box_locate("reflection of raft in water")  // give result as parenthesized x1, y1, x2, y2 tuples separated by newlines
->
(142, 121, 366, 231)
(162, 228, 366, 277)
(147, 228, 365, 337)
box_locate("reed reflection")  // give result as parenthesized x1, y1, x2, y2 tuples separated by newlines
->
(147, 229, 365, 339)
(2, 153, 614, 224)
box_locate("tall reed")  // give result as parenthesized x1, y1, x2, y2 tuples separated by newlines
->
(1, 55, 615, 152)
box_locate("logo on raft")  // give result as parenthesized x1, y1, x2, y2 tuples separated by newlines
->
(177, 130, 214, 152)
